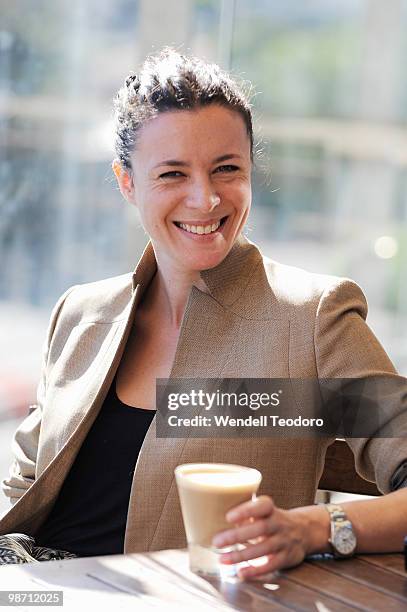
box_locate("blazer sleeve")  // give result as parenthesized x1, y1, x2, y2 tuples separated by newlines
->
(1, 286, 77, 505)
(314, 278, 407, 494)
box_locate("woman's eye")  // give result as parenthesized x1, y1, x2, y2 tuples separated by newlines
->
(215, 165, 239, 173)
(159, 171, 184, 179)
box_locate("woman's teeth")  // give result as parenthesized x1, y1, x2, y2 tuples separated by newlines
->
(178, 220, 221, 234)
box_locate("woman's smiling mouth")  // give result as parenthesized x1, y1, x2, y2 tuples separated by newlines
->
(173, 216, 228, 235)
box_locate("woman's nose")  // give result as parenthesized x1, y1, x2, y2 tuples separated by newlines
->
(185, 181, 220, 213)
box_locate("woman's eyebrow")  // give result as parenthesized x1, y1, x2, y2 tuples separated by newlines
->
(153, 160, 186, 169)
(214, 153, 243, 163)
(152, 153, 243, 169)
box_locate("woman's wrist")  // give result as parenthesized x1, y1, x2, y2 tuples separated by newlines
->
(288, 503, 331, 556)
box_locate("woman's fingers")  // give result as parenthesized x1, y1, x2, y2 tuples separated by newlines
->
(219, 535, 284, 565)
(238, 551, 287, 580)
(212, 497, 278, 549)
(210, 501, 308, 579)
(212, 516, 277, 548)
(225, 495, 274, 523)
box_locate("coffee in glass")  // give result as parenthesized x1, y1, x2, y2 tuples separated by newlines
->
(175, 463, 262, 577)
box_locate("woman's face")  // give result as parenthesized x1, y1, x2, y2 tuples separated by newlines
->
(120, 104, 252, 273)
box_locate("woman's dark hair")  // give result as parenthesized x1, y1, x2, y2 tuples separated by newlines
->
(113, 47, 254, 171)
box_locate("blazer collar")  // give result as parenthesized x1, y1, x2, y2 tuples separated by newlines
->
(131, 241, 157, 294)
(131, 233, 261, 307)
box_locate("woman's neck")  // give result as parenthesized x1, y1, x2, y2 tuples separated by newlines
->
(140, 264, 210, 329)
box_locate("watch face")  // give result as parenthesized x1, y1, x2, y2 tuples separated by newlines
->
(333, 526, 357, 555)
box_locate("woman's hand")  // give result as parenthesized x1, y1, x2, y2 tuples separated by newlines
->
(211, 495, 329, 580)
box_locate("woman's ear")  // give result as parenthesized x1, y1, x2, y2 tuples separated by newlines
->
(112, 159, 136, 203)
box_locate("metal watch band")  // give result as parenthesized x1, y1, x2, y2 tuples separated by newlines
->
(325, 503, 356, 558)
(326, 503, 348, 523)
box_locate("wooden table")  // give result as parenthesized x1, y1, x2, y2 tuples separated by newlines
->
(1, 549, 406, 610)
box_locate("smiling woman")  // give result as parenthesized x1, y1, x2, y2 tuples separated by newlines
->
(113, 105, 252, 275)
(1, 47, 407, 577)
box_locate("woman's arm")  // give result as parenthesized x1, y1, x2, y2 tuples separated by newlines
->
(2, 407, 42, 505)
(314, 279, 407, 492)
(211, 490, 407, 579)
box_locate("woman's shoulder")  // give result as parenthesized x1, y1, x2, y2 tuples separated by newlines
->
(215, 238, 366, 320)
(256, 248, 366, 314)
(52, 271, 135, 326)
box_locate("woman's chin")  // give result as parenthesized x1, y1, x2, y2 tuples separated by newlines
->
(186, 251, 229, 272)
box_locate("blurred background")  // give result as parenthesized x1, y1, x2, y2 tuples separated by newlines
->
(1, 0, 406, 512)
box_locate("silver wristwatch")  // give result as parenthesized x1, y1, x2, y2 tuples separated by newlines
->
(325, 504, 357, 558)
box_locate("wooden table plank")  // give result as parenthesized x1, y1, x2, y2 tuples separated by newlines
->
(240, 575, 357, 611)
(359, 554, 406, 577)
(146, 550, 361, 611)
(85, 553, 240, 610)
(308, 557, 407, 603)
(142, 550, 290, 610)
(147, 549, 356, 611)
(283, 561, 407, 611)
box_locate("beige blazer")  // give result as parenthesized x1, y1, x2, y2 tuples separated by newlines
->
(1, 235, 406, 553)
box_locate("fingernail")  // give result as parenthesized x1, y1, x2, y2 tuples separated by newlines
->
(212, 536, 224, 547)
(226, 511, 238, 521)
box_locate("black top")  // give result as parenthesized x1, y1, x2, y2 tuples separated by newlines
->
(36, 377, 155, 557)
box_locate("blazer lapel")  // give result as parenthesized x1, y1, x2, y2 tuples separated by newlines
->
(0, 243, 159, 536)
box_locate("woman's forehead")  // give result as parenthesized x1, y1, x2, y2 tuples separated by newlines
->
(133, 105, 251, 164)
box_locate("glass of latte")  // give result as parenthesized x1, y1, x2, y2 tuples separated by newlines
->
(174, 463, 262, 578)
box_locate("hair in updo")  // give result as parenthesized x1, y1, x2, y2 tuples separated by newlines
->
(113, 47, 255, 172)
